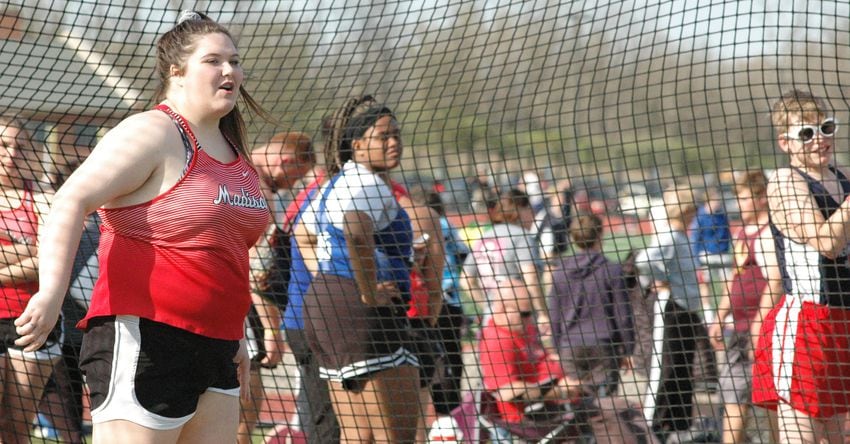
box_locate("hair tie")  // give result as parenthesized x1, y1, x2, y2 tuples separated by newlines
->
(177, 10, 202, 25)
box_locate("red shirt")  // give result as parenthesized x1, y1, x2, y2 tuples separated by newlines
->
(479, 318, 563, 422)
(0, 186, 38, 318)
(281, 172, 326, 233)
(386, 180, 431, 319)
(79, 106, 268, 340)
(729, 223, 770, 332)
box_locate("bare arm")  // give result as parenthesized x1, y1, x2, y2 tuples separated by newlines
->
(521, 263, 546, 316)
(494, 375, 580, 403)
(0, 241, 36, 266)
(250, 290, 283, 366)
(460, 268, 487, 313)
(709, 277, 734, 350)
(769, 168, 850, 258)
(399, 196, 444, 325)
(16, 111, 175, 351)
(343, 210, 379, 305)
(0, 258, 38, 287)
(749, 225, 783, 354)
(293, 221, 318, 274)
(248, 228, 282, 367)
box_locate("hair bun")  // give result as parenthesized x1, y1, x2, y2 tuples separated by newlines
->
(177, 10, 203, 25)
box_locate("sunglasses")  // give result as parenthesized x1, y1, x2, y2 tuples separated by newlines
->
(783, 118, 838, 144)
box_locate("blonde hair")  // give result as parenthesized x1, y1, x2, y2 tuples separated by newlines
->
(771, 89, 828, 135)
(735, 170, 768, 198)
(663, 185, 697, 224)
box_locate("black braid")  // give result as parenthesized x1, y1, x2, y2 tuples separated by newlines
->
(323, 97, 360, 176)
(323, 95, 389, 175)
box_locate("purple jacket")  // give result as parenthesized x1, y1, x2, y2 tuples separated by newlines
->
(548, 250, 635, 356)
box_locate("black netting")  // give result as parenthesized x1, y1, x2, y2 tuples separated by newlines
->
(1, 1, 848, 442)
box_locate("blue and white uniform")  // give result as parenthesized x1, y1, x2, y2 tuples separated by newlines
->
(301, 161, 418, 387)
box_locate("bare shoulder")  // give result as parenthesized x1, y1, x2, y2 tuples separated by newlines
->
(98, 110, 174, 156)
(767, 167, 795, 187)
(768, 167, 808, 199)
(56, 110, 180, 210)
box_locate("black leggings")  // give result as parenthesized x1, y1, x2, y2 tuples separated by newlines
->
(431, 303, 466, 415)
(653, 301, 708, 433)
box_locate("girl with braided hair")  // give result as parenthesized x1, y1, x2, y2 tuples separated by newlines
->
(299, 95, 424, 442)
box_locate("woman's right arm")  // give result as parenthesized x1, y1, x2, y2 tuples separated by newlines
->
(343, 210, 379, 305)
(15, 112, 171, 351)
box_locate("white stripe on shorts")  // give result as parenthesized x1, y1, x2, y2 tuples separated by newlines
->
(90, 315, 194, 430)
(5, 341, 62, 362)
(772, 296, 800, 403)
(318, 346, 420, 382)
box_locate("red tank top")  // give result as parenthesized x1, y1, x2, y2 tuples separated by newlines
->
(387, 182, 430, 318)
(0, 185, 38, 318)
(729, 223, 769, 332)
(79, 106, 269, 340)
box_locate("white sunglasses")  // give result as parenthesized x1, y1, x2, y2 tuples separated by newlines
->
(782, 118, 838, 144)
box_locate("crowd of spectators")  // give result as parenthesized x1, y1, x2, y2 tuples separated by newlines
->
(8, 87, 846, 444)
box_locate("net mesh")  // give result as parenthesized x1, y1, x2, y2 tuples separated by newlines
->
(1, 1, 847, 442)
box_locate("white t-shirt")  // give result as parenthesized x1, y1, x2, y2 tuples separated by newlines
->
(463, 223, 538, 292)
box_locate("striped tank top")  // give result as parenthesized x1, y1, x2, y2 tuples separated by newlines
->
(79, 105, 269, 340)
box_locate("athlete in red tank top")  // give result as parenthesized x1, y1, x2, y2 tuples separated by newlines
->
(0, 184, 39, 318)
(80, 105, 268, 340)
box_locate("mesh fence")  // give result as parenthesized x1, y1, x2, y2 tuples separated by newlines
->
(1, 1, 849, 442)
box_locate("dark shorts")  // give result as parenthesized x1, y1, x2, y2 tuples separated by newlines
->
(244, 305, 271, 369)
(303, 273, 419, 391)
(0, 316, 62, 361)
(408, 317, 446, 389)
(79, 315, 240, 429)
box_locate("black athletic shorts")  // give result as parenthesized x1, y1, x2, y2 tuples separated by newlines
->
(79, 315, 240, 430)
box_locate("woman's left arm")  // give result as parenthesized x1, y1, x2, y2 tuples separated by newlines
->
(398, 195, 444, 325)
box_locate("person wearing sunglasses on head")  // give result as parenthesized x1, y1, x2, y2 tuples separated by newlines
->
(751, 88, 850, 443)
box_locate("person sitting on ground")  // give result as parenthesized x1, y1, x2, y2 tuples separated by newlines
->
(479, 278, 579, 436)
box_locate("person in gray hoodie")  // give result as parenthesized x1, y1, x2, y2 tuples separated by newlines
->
(547, 212, 634, 398)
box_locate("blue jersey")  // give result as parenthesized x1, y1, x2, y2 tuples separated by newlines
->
(690, 206, 731, 255)
(313, 163, 413, 299)
(282, 186, 320, 331)
(440, 216, 469, 307)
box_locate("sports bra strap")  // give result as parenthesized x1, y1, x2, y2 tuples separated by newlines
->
(154, 104, 196, 177)
(831, 165, 850, 198)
